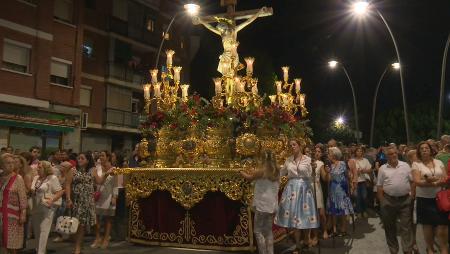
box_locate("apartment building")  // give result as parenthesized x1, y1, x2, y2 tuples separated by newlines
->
(0, 0, 83, 154)
(0, 0, 191, 154)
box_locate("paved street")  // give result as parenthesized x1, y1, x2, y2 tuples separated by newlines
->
(22, 211, 427, 254)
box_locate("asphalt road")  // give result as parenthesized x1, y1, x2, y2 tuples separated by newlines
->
(22, 212, 428, 254)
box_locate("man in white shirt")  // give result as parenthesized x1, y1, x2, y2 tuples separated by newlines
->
(377, 146, 414, 254)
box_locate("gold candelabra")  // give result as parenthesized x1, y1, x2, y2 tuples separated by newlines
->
(269, 66, 307, 116)
(143, 49, 190, 113)
(211, 56, 262, 110)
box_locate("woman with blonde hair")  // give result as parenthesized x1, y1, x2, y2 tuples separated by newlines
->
(0, 153, 27, 254)
(240, 150, 280, 254)
(275, 139, 319, 253)
(31, 161, 64, 254)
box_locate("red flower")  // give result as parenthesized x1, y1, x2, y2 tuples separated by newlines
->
(193, 95, 201, 104)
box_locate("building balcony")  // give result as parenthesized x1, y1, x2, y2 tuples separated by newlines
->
(107, 62, 144, 86)
(105, 108, 139, 129)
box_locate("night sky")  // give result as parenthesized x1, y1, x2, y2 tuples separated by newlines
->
(187, 0, 450, 144)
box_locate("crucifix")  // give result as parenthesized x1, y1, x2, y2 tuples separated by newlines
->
(192, 0, 273, 78)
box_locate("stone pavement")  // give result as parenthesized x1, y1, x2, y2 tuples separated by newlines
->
(22, 213, 426, 254)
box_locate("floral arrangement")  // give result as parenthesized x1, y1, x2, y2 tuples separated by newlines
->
(141, 97, 312, 139)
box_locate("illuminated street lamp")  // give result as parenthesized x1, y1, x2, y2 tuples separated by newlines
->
(328, 60, 360, 143)
(335, 117, 345, 128)
(154, 3, 200, 68)
(350, 1, 410, 144)
(369, 62, 400, 146)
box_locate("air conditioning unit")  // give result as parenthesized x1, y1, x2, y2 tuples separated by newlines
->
(81, 112, 88, 129)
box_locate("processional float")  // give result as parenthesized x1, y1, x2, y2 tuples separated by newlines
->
(115, 0, 312, 251)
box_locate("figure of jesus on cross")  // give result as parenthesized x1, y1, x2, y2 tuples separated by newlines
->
(191, 1, 272, 78)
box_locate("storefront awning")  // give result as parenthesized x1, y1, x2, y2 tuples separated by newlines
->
(0, 119, 74, 132)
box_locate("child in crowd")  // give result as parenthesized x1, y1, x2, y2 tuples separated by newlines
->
(240, 150, 280, 254)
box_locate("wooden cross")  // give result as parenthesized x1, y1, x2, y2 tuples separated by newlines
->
(200, 0, 273, 24)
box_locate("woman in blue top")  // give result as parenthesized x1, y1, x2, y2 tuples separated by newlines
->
(325, 147, 354, 236)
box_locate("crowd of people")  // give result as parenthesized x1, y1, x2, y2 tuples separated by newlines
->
(0, 136, 450, 254)
(242, 136, 450, 254)
(0, 145, 135, 254)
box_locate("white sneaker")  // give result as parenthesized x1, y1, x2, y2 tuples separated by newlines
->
(52, 236, 63, 242)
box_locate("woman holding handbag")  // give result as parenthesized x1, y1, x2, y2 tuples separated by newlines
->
(65, 152, 96, 254)
(412, 141, 448, 254)
(31, 161, 64, 254)
(91, 151, 116, 249)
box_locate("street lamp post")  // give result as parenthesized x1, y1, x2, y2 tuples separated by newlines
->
(352, 1, 411, 144)
(329, 60, 360, 143)
(369, 62, 400, 147)
(437, 33, 450, 138)
(154, 4, 200, 69)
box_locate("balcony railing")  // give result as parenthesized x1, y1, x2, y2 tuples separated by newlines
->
(107, 62, 144, 86)
(108, 16, 160, 47)
(105, 108, 139, 128)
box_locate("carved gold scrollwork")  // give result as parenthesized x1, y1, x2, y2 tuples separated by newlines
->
(121, 168, 252, 209)
(235, 133, 260, 156)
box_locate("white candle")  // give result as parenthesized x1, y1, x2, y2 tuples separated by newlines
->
(213, 78, 222, 95)
(150, 69, 158, 84)
(173, 66, 182, 83)
(275, 81, 282, 94)
(294, 78, 302, 93)
(181, 84, 189, 100)
(143, 84, 151, 99)
(300, 94, 306, 106)
(166, 50, 175, 67)
(282, 66, 289, 83)
(219, 99, 224, 108)
(244, 57, 255, 76)
(153, 83, 161, 98)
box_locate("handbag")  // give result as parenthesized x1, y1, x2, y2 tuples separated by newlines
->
(93, 191, 101, 202)
(436, 188, 450, 212)
(55, 213, 79, 235)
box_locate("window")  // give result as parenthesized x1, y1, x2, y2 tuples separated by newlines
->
(2, 39, 31, 73)
(107, 86, 131, 111)
(112, 0, 128, 21)
(50, 58, 72, 87)
(85, 0, 95, 9)
(146, 17, 155, 32)
(82, 39, 94, 58)
(80, 86, 92, 106)
(131, 98, 139, 113)
(54, 0, 73, 23)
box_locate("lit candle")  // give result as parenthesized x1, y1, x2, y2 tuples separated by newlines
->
(181, 84, 189, 100)
(213, 78, 222, 95)
(150, 69, 158, 84)
(219, 99, 224, 108)
(173, 66, 182, 83)
(294, 78, 302, 93)
(282, 66, 289, 83)
(275, 81, 282, 94)
(269, 95, 277, 104)
(166, 50, 175, 67)
(153, 83, 161, 98)
(300, 94, 306, 106)
(143, 84, 151, 100)
(244, 57, 255, 76)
